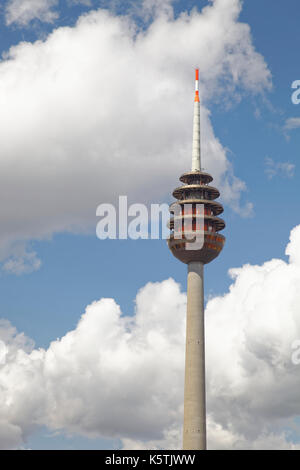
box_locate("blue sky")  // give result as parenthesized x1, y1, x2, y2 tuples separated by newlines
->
(0, 0, 300, 450)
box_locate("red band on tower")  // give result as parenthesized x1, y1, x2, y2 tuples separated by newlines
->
(195, 68, 200, 102)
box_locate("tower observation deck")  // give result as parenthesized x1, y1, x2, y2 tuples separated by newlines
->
(167, 69, 226, 450)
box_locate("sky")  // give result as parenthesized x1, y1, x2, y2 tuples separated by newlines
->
(0, 0, 300, 450)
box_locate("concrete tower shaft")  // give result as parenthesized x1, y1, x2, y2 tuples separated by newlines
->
(184, 262, 206, 449)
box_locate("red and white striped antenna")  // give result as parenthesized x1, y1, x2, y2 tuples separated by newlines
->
(192, 68, 201, 171)
(195, 68, 200, 102)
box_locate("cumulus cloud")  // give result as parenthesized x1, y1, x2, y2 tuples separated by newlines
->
(1, 226, 300, 449)
(0, 279, 186, 449)
(132, 0, 175, 22)
(0, 0, 271, 271)
(205, 224, 300, 449)
(265, 157, 295, 179)
(5, 0, 59, 26)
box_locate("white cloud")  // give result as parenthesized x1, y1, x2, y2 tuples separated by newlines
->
(284, 117, 300, 131)
(0, 1, 271, 271)
(133, 0, 175, 21)
(1, 226, 300, 449)
(5, 0, 59, 26)
(205, 225, 300, 448)
(0, 279, 186, 449)
(69, 0, 92, 4)
(265, 157, 295, 179)
(2, 248, 41, 275)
